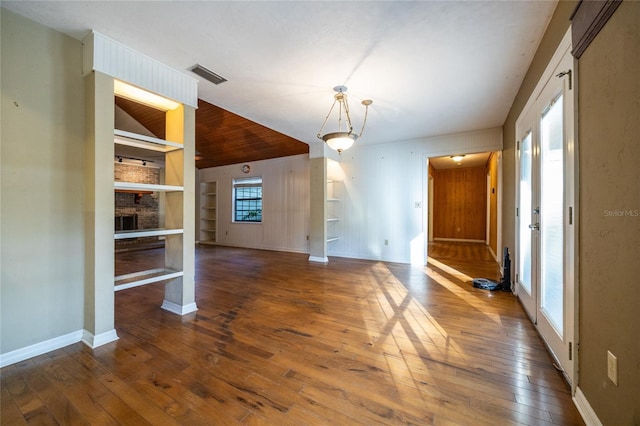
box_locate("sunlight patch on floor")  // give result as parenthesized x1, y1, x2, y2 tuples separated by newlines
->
(363, 262, 473, 390)
(425, 263, 503, 327)
(427, 256, 475, 282)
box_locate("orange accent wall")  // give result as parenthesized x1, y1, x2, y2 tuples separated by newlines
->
(432, 166, 487, 240)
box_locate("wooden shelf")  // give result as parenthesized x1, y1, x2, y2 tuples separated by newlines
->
(114, 129, 183, 152)
(114, 182, 183, 192)
(114, 228, 183, 240)
(114, 268, 183, 292)
(326, 179, 341, 247)
(200, 181, 217, 245)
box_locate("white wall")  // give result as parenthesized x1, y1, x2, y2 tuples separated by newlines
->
(198, 154, 310, 253)
(199, 128, 502, 264)
(1, 10, 85, 354)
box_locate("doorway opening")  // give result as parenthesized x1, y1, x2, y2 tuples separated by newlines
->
(427, 151, 502, 274)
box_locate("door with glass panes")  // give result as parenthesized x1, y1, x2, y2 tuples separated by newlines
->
(516, 43, 575, 385)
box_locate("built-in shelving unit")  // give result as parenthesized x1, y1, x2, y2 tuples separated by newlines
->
(199, 181, 217, 245)
(326, 179, 341, 244)
(83, 31, 198, 348)
(113, 126, 185, 290)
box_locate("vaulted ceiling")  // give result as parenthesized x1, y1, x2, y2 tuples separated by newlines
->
(115, 97, 308, 169)
(4, 1, 558, 167)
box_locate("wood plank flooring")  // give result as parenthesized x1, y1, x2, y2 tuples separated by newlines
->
(1, 242, 584, 425)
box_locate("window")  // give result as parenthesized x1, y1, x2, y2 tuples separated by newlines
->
(233, 177, 262, 222)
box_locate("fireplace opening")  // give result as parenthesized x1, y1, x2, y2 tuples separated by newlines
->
(115, 214, 138, 231)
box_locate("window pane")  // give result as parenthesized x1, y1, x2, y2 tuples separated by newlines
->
(540, 94, 564, 334)
(519, 132, 533, 295)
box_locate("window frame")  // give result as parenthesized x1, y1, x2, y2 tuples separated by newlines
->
(232, 176, 263, 223)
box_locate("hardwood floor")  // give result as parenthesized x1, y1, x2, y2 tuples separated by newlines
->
(1, 243, 584, 425)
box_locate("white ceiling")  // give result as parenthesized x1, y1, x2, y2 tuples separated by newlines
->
(2, 1, 557, 148)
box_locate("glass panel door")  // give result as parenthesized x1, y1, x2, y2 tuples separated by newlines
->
(515, 39, 575, 386)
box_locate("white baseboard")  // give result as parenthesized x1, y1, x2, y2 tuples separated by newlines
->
(308, 255, 329, 263)
(161, 300, 198, 315)
(0, 330, 83, 368)
(81, 329, 119, 349)
(573, 386, 602, 426)
(433, 238, 486, 243)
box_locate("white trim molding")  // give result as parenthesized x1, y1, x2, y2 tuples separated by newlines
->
(83, 31, 198, 108)
(308, 255, 329, 263)
(0, 330, 83, 368)
(434, 238, 486, 244)
(573, 387, 603, 426)
(82, 329, 119, 349)
(161, 300, 198, 315)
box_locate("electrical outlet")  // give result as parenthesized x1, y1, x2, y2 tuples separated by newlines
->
(384, 239, 388, 246)
(607, 350, 618, 386)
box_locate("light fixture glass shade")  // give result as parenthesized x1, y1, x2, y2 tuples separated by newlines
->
(451, 155, 465, 162)
(323, 132, 357, 153)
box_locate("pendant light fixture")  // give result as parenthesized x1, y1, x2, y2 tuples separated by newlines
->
(317, 86, 372, 153)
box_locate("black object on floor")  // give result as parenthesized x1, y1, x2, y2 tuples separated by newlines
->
(472, 278, 501, 291)
(501, 247, 512, 292)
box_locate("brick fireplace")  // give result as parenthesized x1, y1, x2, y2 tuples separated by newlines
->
(114, 162, 161, 251)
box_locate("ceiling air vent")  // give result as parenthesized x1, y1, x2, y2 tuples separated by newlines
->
(189, 64, 227, 85)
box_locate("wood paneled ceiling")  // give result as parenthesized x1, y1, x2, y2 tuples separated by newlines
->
(115, 97, 309, 169)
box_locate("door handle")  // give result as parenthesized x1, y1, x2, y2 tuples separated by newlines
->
(529, 223, 540, 230)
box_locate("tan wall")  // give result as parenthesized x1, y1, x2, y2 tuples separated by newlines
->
(1, 10, 85, 352)
(432, 166, 486, 241)
(576, 2, 640, 423)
